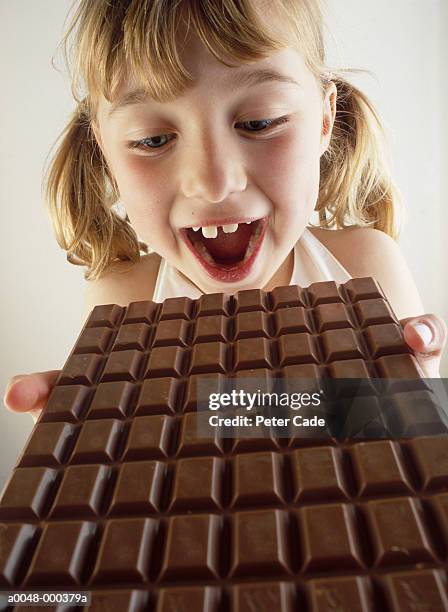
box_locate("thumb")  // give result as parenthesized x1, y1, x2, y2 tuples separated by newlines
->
(3, 370, 60, 413)
(401, 314, 447, 357)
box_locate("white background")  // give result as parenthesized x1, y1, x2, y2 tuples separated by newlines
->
(0, 0, 446, 486)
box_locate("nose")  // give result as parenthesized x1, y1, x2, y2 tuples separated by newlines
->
(179, 129, 247, 204)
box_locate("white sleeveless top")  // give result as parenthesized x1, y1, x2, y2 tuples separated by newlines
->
(153, 227, 351, 301)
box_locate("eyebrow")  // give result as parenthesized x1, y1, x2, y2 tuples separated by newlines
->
(108, 68, 301, 117)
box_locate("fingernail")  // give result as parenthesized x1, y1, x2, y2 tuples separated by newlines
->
(4, 379, 19, 396)
(5, 376, 26, 393)
(414, 322, 433, 345)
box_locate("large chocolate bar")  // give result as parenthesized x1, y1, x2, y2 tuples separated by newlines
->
(1, 278, 448, 611)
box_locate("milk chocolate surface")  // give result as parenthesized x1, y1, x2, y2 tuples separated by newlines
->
(1, 279, 448, 611)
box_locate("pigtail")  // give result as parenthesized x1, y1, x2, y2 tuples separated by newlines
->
(317, 75, 402, 238)
(43, 99, 147, 281)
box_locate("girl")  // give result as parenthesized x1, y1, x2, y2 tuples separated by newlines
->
(4, 0, 446, 420)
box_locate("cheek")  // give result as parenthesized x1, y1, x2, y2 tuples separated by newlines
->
(114, 156, 163, 207)
(110, 154, 172, 242)
(259, 121, 322, 219)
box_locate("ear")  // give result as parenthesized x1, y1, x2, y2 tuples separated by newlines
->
(91, 121, 104, 152)
(91, 121, 113, 172)
(320, 81, 337, 157)
(90, 120, 119, 197)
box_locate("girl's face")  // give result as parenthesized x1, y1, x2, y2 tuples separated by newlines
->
(94, 34, 336, 292)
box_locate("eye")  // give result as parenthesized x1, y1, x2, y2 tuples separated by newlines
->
(242, 120, 269, 131)
(128, 134, 175, 150)
(237, 116, 290, 132)
(127, 115, 290, 153)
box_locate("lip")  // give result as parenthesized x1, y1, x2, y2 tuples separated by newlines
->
(181, 217, 268, 283)
(181, 215, 263, 229)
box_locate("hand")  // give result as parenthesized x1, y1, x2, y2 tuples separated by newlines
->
(3, 370, 61, 423)
(401, 314, 447, 377)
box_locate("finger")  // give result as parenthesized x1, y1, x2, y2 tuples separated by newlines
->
(3, 370, 60, 414)
(401, 314, 447, 357)
(29, 408, 42, 424)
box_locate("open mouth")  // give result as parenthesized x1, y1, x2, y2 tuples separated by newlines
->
(180, 217, 268, 282)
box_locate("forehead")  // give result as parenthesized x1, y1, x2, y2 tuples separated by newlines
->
(172, 29, 310, 86)
(98, 38, 313, 121)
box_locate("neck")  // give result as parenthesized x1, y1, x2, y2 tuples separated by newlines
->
(263, 249, 294, 292)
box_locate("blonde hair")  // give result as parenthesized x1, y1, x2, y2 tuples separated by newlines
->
(45, 0, 401, 280)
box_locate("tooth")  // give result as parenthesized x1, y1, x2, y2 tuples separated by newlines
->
(202, 225, 218, 239)
(245, 221, 251, 224)
(222, 223, 239, 234)
(192, 226, 200, 231)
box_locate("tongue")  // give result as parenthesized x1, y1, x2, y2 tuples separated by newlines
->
(201, 224, 253, 263)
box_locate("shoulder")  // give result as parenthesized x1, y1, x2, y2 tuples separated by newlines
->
(307, 226, 425, 320)
(84, 252, 161, 317)
(308, 226, 400, 274)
